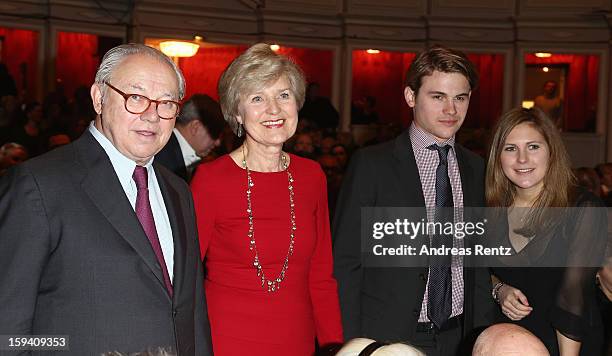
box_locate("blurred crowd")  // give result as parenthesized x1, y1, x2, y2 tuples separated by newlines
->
(0, 64, 96, 175)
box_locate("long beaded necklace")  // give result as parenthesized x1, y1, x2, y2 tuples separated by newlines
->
(242, 146, 296, 292)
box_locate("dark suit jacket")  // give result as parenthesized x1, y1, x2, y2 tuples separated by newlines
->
(0, 131, 212, 355)
(156, 132, 189, 182)
(333, 130, 493, 343)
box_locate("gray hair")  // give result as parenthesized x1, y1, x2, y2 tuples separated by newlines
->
(176, 100, 198, 125)
(94, 43, 186, 100)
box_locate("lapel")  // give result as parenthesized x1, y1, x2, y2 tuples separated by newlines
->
(169, 133, 188, 181)
(454, 144, 482, 320)
(392, 130, 426, 207)
(390, 131, 430, 278)
(454, 145, 476, 207)
(75, 132, 170, 300)
(154, 164, 187, 299)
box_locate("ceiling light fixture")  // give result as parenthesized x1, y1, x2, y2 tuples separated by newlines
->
(535, 52, 552, 58)
(159, 41, 200, 58)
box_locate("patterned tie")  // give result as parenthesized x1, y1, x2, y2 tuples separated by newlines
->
(133, 165, 173, 297)
(427, 144, 453, 328)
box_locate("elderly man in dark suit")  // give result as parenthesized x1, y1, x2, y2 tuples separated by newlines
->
(333, 46, 493, 356)
(156, 94, 224, 182)
(0, 43, 212, 355)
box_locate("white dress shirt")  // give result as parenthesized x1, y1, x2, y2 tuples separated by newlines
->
(89, 123, 174, 281)
(173, 128, 200, 171)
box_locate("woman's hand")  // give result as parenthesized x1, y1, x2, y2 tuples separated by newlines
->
(498, 284, 533, 321)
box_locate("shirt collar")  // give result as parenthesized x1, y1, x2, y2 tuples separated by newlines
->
(89, 122, 153, 191)
(173, 128, 200, 168)
(409, 122, 456, 152)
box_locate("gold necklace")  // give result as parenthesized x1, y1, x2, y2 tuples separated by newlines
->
(242, 146, 296, 292)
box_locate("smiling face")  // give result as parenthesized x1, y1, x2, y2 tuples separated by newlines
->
(500, 122, 550, 199)
(91, 54, 179, 165)
(236, 76, 298, 149)
(404, 70, 471, 142)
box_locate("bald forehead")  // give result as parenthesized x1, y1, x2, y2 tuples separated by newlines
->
(475, 324, 549, 356)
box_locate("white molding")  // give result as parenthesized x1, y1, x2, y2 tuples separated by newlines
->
(49, 19, 126, 39)
(135, 2, 254, 20)
(431, 0, 516, 18)
(429, 26, 514, 43)
(345, 24, 426, 41)
(264, 0, 341, 15)
(135, 10, 257, 36)
(0, 1, 47, 17)
(263, 20, 342, 39)
(261, 10, 341, 25)
(519, 0, 610, 16)
(346, 0, 426, 18)
(517, 27, 609, 42)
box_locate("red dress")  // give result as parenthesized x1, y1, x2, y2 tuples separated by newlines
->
(191, 154, 343, 355)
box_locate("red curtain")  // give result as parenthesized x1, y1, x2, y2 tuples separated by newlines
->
(179, 45, 248, 100)
(0, 27, 38, 100)
(179, 45, 334, 101)
(56, 31, 99, 98)
(525, 54, 599, 132)
(352, 50, 416, 126)
(466, 54, 505, 129)
(276, 47, 333, 97)
(352, 51, 504, 128)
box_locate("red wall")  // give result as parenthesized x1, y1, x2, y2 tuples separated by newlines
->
(352, 50, 416, 126)
(179, 45, 248, 100)
(179, 45, 334, 102)
(352, 50, 504, 129)
(525, 53, 599, 132)
(56, 31, 99, 97)
(465, 53, 505, 129)
(0, 27, 38, 100)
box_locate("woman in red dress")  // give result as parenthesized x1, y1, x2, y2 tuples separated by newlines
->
(191, 43, 343, 355)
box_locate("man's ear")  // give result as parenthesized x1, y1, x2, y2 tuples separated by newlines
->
(188, 119, 202, 135)
(404, 86, 416, 108)
(91, 84, 103, 114)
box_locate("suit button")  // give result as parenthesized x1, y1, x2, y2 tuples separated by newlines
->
(173, 309, 178, 317)
(419, 273, 426, 281)
(413, 309, 419, 316)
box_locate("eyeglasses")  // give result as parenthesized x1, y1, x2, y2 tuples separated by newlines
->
(104, 82, 181, 120)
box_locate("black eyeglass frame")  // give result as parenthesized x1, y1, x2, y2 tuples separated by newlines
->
(104, 81, 182, 120)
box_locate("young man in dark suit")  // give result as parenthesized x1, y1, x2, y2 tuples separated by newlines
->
(0, 44, 212, 355)
(333, 45, 493, 356)
(156, 94, 224, 182)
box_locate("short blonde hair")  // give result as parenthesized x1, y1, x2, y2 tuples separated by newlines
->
(217, 43, 306, 135)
